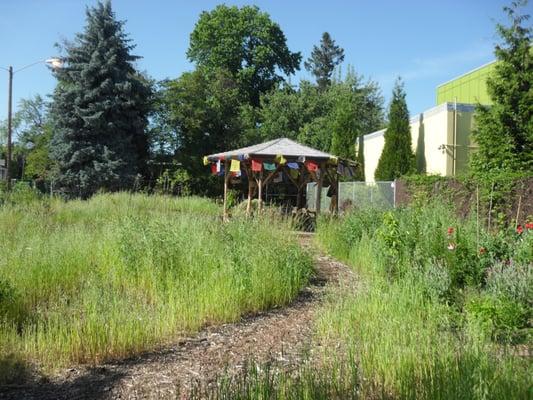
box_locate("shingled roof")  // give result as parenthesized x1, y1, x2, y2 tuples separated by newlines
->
(206, 138, 335, 162)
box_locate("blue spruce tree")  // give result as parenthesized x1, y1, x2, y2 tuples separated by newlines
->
(50, 1, 151, 198)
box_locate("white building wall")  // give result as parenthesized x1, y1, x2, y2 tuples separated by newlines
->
(363, 103, 475, 182)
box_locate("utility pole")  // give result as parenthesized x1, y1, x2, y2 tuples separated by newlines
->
(6, 66, 13, 190)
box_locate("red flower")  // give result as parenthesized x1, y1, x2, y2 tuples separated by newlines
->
(525, 222, 533, 230)
(516, 225, 523, 235)
(479, 247, 486, 255)
(447, 227, 454, 235)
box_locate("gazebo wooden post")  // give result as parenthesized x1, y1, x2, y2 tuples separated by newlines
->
(245, 164, 253, 216)
(315, 164, 324, 214)
(257, 170, 263, 212)
(334, 167, 339, 214)
(223, 160, 229, 221)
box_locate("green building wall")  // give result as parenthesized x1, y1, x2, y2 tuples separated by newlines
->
(436, 61, 496, 105)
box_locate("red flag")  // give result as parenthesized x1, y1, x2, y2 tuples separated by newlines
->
(305, 161, 318, 172)
(211, 164, 217, 174)
(251, 159, 262, 172)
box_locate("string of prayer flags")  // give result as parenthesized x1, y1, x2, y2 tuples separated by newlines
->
(264, 162, 276, 171)
(305, 160, 319, 172)
(275, 154, 287, 165)
(287, 162, 299, 169)
(203, 156, 209, 166)
(230, 159, 240, 172)
(251, 159, 262, 172)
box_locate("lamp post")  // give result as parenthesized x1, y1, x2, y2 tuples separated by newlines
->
(2, 58, 63, 190)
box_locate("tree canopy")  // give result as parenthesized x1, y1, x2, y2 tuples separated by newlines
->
(187, 5, 301, 107)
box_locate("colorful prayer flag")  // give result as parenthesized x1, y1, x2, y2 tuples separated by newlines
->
(251, 159, 262, 172)
(287, 162, 299, 169)
(264, 162, 276, 171)
(211, 164, 217, 174)
(230, 159, 240, 172)
(203, 156, 209, 166)
(216, 159, 222, 172)
(275, 154, 287, 165)
(289, 169, 299, 179)
(305, 160, 318, 172)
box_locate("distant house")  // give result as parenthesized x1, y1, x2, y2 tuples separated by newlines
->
(362, 62, 494, 182)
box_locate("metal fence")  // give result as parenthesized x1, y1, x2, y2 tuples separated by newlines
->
(306, 181, 395, 212)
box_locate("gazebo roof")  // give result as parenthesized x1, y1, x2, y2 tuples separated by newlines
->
(206, 138, 336, 162)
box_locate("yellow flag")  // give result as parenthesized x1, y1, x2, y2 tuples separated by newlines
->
(230, 159, 240, 172)
(203, 156, 209, 166)
(276, 154, 287, 165)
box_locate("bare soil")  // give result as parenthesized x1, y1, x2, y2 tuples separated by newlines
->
(0, 233, 355, 400)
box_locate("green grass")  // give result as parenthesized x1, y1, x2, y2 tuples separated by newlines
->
(0, 193, 312, 381)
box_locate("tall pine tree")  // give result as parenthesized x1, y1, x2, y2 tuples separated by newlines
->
(471, 0, 532, 176)
(374, 78, 415, 181)
(50, 1, 151, 198)
(304, 32, 345, 90)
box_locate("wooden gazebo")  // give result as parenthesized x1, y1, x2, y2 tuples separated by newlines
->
(204, 138, 357, 218)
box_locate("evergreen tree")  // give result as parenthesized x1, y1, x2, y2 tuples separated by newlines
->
(50, 1, 151, 198)
(374, 78, 415, 181)
(304, 32, 345, 90)
(471, 0, 532, 175)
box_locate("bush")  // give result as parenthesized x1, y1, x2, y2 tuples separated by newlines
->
(466, 294, 529, 343)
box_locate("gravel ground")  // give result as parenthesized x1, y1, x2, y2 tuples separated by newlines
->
(0, 233, 356, 400)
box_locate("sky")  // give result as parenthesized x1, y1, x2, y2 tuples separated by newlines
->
(0, 0, 523, 124)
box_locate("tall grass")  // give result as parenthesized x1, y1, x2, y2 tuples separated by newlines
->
(315, 202, 532, 399)
(0, 193, 312, 380)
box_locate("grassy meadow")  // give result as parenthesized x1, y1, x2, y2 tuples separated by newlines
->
(0, 193, 312, 381)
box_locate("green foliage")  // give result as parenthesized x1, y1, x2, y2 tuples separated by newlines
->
(50, 1, 152, 198)
(0, 193, 312, 376)
(374, 78, 415, 180)
(257, 70, 384, 158)
(187, 4, 301, 107)
(466, 294, 529, 343)
(471, 1, 532, 176)
(304, 32, 345, 90)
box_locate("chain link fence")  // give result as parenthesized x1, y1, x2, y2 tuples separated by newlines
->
(306, 181, 395, 212)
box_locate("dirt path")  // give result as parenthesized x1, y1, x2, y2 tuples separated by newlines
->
(0, 233, 356, 400)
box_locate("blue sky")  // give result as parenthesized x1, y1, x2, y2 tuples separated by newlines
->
(0, 0, 520, 123)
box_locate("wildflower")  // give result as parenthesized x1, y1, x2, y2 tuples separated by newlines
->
(447, 242, 456, 251)
(479, 247, 486, 255)
(526, 222, 533, 230)
(516, 225, 523, 235)
(447, 227, 454, 236)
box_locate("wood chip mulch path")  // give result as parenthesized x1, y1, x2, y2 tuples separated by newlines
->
(0, 233, 356, 400)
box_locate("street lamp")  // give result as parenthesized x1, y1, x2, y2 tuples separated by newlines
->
(1, 57, 63, 190)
